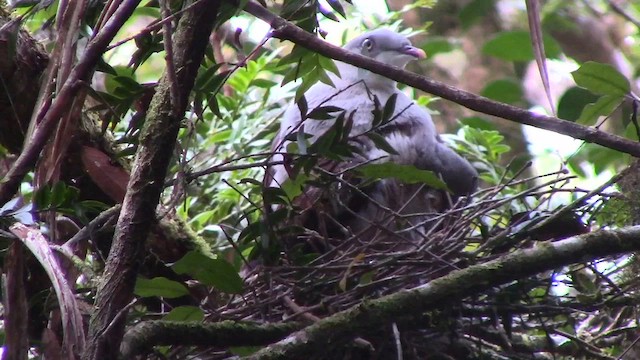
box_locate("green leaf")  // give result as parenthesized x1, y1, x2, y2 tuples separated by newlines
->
(113, 76, 144, 93)
(195, 63, 224, 90)
(251, 78, 277, 88)
(557, 87, 600, 122)
(459, 0, 495, 29)
(307, 106, 344, 120)
(163, 306, 204, 322)
(172, 251, 244, 294)
(50, 182, 68, 207)
(482, 31, 561, 62)
(367, 132, 398, 155)
(297, 95, 308, 119)
(316, 67, 335, 87)
(421, 37, 457, 56)
(577, 95, 623, 125)
(296, 127, 309, 155)
(230, 346, 262, 356)
(207, 129, 232, 145)
(326, 0, 346, 18)
(134, 277, 189, 298)
(481, 79, 523, 104)
(281, 173, 309, 201)
(318, 4, 339, 21)
(283, 53, 321, 86)
(318, 55, 340, 77)
(294, 71, 321, 101)
(382, 94, 398, 122)
(278, 45, 310, 67)
(371, 95, 383, 127)
(356, 163, 448, 190)
(571, 61, 630, 97)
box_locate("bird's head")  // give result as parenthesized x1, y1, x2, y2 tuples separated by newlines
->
(343, 29, 426, 86)
(345, 29, 426, 69)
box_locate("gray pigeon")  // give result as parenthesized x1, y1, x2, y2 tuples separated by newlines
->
(267, 29, 477, 246)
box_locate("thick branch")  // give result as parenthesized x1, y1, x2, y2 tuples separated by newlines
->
(83, 1, 221, 359)
(2, 241, 28, 360)
(0, 9, 48, 154)
(246, 225, 640, 359)
(120, 320, 304, 358)
(243, 1, 640, 158)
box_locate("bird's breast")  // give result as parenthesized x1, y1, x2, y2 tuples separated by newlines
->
(302, 82, 427, 139)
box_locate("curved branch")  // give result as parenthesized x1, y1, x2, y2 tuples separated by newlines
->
(244, 225, 640, 359)
(243, 1, 640, 158)
(120, 320, 304, 358)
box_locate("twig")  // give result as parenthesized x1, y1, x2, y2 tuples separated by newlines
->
(392, 322, 403, 360)
(608, 0, 640, 31)
(161, 0, 182, 113)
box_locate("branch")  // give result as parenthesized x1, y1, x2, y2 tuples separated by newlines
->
(83, 1, 221, 359)
(243, 1, 640, 158)
(245, 225, 640, 359)
(120, 320, 304, 358)
(2, 240, 29, 360)
(10, 223, 86, 356)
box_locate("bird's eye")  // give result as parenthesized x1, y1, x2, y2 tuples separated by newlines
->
(362, 38, 374, 51)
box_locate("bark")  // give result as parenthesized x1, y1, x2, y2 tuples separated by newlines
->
(0, 7, 49, 154)
(82, 1, 221, 358)
(1, 240, 29, 360)
(121, 320, 304, 358)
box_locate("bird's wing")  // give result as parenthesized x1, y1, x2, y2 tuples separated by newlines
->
(373, 91, 478, 196)
(267, 82, 337, 189)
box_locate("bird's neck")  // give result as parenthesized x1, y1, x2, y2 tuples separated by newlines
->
(336, 63, 398, 91)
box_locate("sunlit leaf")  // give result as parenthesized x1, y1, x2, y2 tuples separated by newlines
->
(318, 55, 340, 77)
(163, 306, 204, 322)
(356, 163, 447, 189)
(482, 31, 561, 62)
(134, 277, 189, 298)
(172, 251, 244, 294)
(421, 37, 458, 56)
(557, 87, 600, 122)
(281, 173, 309, 201)
(577, 95, 623, 125)
(571, 62, 630, 97)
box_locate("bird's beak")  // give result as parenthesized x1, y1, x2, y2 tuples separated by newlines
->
(401, 45, 427, 59)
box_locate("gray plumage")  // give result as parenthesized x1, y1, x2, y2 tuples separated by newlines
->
(268, 29, 477, 243)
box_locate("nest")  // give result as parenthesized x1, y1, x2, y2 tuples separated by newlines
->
(198, 171, 613, 359)
(236, 202, 472, 318)
(204, 181, 484, 358)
